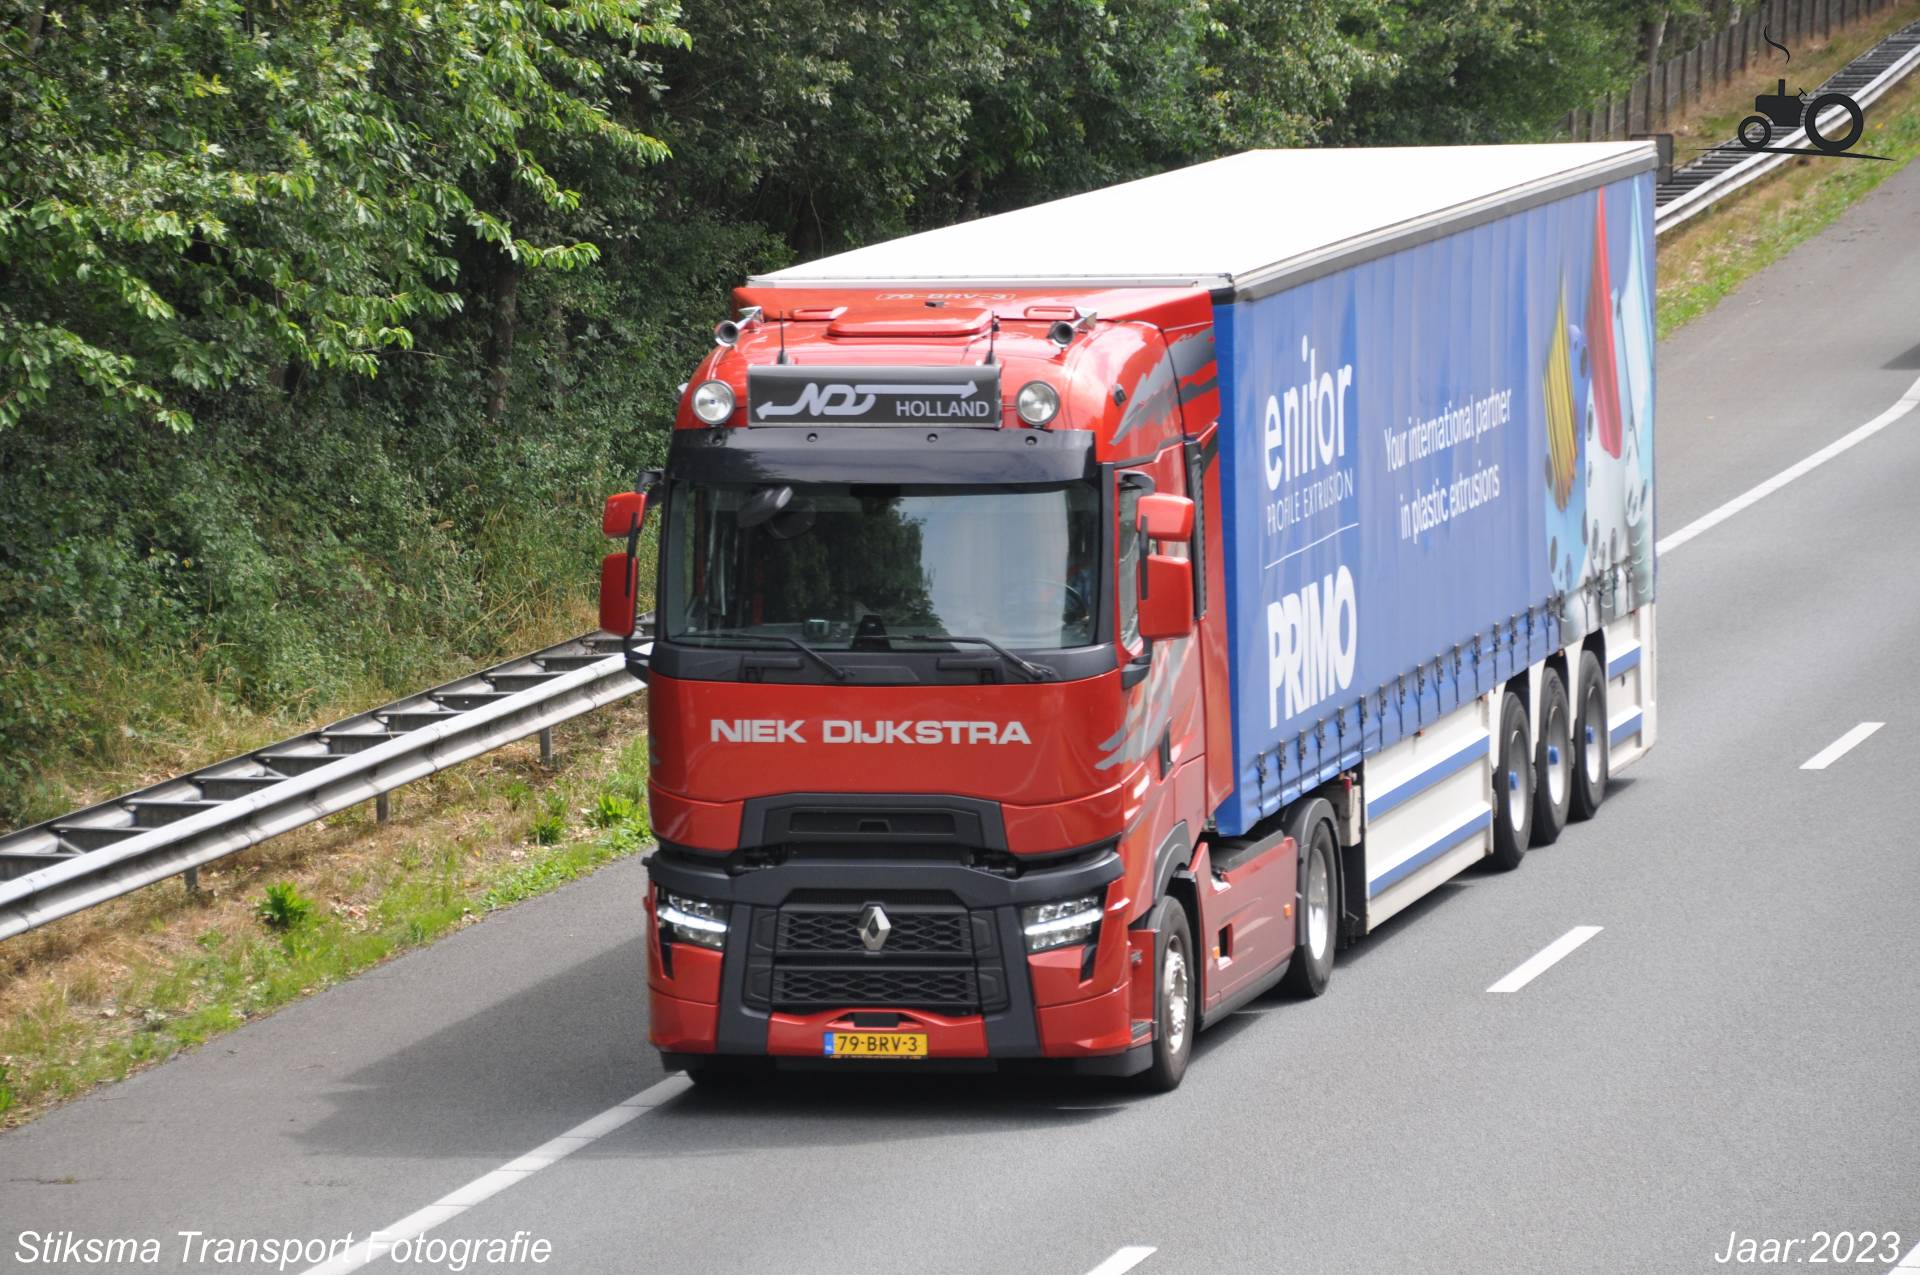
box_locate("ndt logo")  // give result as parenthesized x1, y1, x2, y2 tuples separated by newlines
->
(755, 378, 993, 421)
(758, 383, 877, 419)
(1267, 565, 1358, 726)
(710, 719, 1032, 745)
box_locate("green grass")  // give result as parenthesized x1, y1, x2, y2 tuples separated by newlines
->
(1657, 74, 1920, 339)
(0, 732, 652, 1123)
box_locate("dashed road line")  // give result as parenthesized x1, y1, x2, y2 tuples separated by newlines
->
(1801, 721, 1885, 771)
(1487, 926, 1604, 994)
(1085, 1246, 1157, 1275)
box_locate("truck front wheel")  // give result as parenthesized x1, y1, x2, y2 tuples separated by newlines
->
(1280, 798, 1337, 998)
(1137, 897, 1196, 1092)
(1490, 692, 1533, 870)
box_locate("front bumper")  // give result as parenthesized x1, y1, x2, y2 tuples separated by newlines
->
(645, 844, 1146, 1073)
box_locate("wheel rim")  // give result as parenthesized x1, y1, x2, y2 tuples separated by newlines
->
(1582, 683, 1605, 784)
(1506, 724, 1530, 831)
(1545, 700, 1570, 808)
(1306, 835, 1331, 959)
(1163, 935, 1190, 1054)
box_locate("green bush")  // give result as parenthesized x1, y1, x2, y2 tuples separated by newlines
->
(255, 882, 314, 932)
(591, 792, 637, 828)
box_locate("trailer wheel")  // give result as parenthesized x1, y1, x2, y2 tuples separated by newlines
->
(1136, 897, 1196, 1092)
(1280, 798, 1337, 998)
(1531, 666, 1573, 846)
(1570, 648, 1609, 821)
(1490, 693, 1533, 870)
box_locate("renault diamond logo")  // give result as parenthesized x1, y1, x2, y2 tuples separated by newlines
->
(858, 904, 892, 952)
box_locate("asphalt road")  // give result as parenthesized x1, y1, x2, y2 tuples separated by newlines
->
(6, 162, 1920, 1275)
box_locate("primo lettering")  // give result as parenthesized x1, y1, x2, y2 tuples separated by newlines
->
(1267, 565, 1358, 726)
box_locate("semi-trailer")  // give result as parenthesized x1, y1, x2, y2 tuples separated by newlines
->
(598, 143, 1660, 1088)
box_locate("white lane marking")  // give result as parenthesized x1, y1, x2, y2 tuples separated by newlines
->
(1895, 1234, 1920, 1268)
(1487, 926, 1604, 994)
(1801, 721, 1886, 771)
(1657, 372, 1920, 555)
(300, 1075, 691, 1275)
(1085, 1247, 1157, 1275)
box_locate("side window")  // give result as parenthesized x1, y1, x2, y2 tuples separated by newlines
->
(1117, 483, 1142, 648)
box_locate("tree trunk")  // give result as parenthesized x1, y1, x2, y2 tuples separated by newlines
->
(485, 254, 522, 427)
(1643, 9, 1670, 132)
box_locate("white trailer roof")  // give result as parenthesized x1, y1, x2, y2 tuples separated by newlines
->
(753, 143, 1655, 300)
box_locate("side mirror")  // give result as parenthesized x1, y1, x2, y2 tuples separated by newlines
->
(1138, 554, 1194, 641)
(600, 552, 639, 637)
(1137, 493, 1193, 542)
(602, 491, 648, 538)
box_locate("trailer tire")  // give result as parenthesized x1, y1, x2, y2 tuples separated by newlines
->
(1280, 798, 1337, 998)
(1136, 897, 1197, 1092)
(1531, 666, 1573, 846)
(1570, 649, 1608, 821)
(1490, 693, 1533, 871)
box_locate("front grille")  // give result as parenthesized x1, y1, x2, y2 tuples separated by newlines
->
(771, 966, 979, 1012)
(777, 909, 971, 956)
(758, 897, 1001, 1015)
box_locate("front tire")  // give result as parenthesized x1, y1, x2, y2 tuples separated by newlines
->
(1137, 897, 1197, 1092)
(1570, 648, 1609, 821)
(1490, 691, 1533, 870)
(1280, 798, 1337, 998)
(1532, 666, 1573, 846)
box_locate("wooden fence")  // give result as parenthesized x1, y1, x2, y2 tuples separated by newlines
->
(1560, 0, 1899, 140)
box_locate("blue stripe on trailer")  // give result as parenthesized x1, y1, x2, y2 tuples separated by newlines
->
(1368, 807, 1493, 898)
(1608, 645, 1641, 679)
(1609, 711, 1643, 747)
(1365, 733, 1490, 823)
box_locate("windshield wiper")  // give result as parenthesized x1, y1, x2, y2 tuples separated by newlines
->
(693, 629, 851, 682)
(906, 633, 1055, 682)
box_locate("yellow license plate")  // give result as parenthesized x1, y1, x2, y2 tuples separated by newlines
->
(824, 1031, 928, 1059)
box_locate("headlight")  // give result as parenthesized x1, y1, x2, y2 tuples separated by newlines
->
(1015, 380, 1060, 426)
(690, 379, 736, 425)
(658, 890, 729, 949)
(1021, 893, 1102, 952)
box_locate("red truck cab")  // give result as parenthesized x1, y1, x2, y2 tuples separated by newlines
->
(604, 285, 1311, 1088)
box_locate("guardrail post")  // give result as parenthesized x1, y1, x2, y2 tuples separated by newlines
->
(376, 792, 390, 824)
(539, 727, 554, 767)
(184, 866, 198, 895)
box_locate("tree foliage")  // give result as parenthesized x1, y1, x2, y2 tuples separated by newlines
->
(1, 0, 1661, 815)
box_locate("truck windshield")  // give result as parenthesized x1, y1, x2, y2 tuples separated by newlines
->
(665, 480, 1101, 651)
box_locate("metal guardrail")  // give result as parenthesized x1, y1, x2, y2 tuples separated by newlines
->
(8, 19, 1918, 941)
(0, 629, 649, 940)
(1653, 18, 1920, 235)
